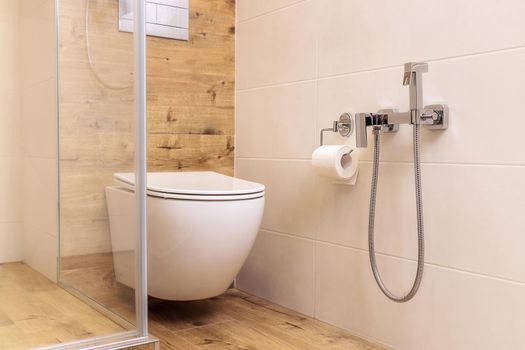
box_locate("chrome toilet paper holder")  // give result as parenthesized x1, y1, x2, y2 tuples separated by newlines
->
(320, 112, 354, 146)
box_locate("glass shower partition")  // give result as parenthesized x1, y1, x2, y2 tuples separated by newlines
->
(56, 0, 150, 348)
(0, 0, 149, 349)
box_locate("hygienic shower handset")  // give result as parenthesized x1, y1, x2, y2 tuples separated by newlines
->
(355, 62, 448, 303)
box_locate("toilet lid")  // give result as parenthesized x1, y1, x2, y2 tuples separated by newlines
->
(113, 172, 265, 201)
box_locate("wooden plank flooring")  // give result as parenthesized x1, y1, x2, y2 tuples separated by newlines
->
(0, 262, 126, 350)
(147, 290, 386, 350)
(61, 253, 386, 350)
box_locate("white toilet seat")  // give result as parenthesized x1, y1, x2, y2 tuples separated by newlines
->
(106, 171, 265, 300)
(113, 171, 265, 201)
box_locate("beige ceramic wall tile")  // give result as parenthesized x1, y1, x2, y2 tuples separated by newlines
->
(18, 0, 56, 88)
(0, 0, 18, 20)
(317, 0, 525, 77)
(21, 157, 58, 239)
(0, 222, 23, 263)
(235, 81, 318, 159)
(236, 0, 317, 90)
(238, 156, 525, 285)
(237, 0, 305, 22)
(315, 242, 525, 350)
(15, 0, 59, 278)
(236, 158, 320, 239)
(317, 161, 525, 283)
(237, 229, 315, 316)
(0, 156, 23, 223)
(317, 47, 525, 165)
(22, 230, 57, 281)
(0, 0, 58, 273)
(0, 0, 22, 264)
(21, 157, 58, 281)
(0, 90, 21, 158)
(233, 0, 525, 348)
(0, 0, 20, 159)
(20, 78, 58, 159)
(0, 16, 18, 90)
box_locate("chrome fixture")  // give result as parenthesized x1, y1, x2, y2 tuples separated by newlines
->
(356, 62, 448, 303)
(355, 62, 448, 148)
(319, 112, 354, 146)
(119, 0, 190, 41)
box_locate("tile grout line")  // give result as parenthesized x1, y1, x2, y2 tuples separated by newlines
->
(236, 77, 318, 93)
(236, 68, 385, 93)
(235, 45, 525, 93)
(258, 228, 525, 288)
(236, 156, 525, 169)
(315, 44, 525, 82)
(18, 75, 56, 92)
(230, 290, 392, 350)
(312, 1, 320, 320)
(236, 0, 308, 25)
(171, 318, 238, 334)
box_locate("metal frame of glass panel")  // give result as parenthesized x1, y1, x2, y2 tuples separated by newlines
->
(46, 0, 152, 349)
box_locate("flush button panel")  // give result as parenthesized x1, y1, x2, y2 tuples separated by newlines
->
(119, 0, 189, 41)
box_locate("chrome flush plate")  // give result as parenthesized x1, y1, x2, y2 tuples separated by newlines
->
(119, 0, 189, 41)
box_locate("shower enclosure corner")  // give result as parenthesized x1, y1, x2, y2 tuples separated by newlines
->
(0, 0, 151, 348)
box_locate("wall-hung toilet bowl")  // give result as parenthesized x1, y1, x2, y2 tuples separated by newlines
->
(105, 171, 265, 301)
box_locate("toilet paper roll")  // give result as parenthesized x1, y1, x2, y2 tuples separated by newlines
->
(311, 145, 359, 181)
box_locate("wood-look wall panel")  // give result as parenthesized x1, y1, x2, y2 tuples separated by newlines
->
(59, 0, 235, 257)
(148, 134, 234, 174)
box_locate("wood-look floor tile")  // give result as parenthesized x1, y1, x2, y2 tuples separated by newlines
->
(0, 310, 12, 327)
(148, 298, 235, 332)
(176, 320, 292, 350)
(0, 262, 125, 350)
(216, 291, 385, 350)
(59, 253, 386, 350)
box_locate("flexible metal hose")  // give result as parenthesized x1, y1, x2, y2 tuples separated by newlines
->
(368, 124, 425, 302)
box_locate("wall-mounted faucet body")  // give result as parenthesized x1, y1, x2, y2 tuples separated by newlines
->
(354, 62, 448, 148)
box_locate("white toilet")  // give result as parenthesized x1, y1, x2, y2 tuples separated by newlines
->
(105, 171, 265, 301)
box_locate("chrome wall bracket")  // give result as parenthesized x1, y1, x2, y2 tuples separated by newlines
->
(421, 104, 449, 130)
(320, 112, 353, 146)
(354, 62, 449, 148)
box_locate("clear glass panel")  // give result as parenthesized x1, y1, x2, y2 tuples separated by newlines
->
(0, 0, 147, 348)
(58, 0, 139, 327)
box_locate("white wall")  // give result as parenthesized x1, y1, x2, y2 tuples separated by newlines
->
(235, 1, 525, 349)
(19, 0, 58, 281)
(0, 0, 23, 263)
(0, 0, 58, 281)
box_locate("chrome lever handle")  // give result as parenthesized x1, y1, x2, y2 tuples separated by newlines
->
(421, 104, 449, 130)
